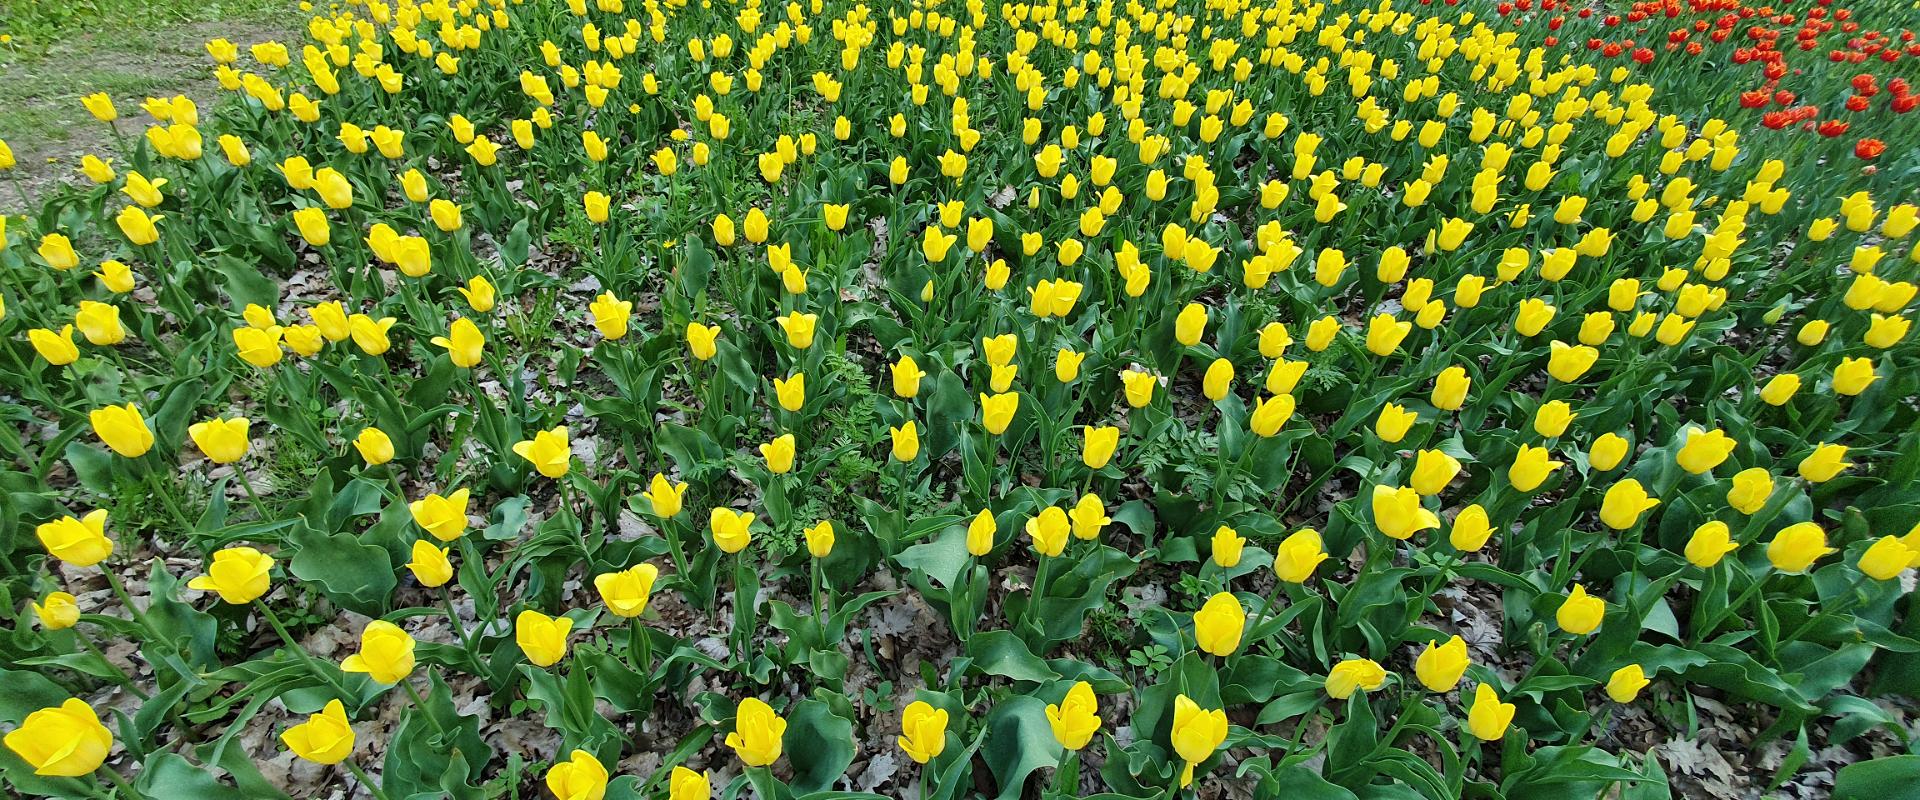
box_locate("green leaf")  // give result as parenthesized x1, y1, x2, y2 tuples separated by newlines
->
(287, 523, 397, 616)
(783, 699, 857, 794)
(981, 695, 1062, 800)
(1834, 756, 1920, 800)
(967, 630, 1061, 684)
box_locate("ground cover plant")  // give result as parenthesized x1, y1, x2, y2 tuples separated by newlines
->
(2, 0, 1919, 797)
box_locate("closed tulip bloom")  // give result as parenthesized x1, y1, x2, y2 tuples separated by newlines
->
(29, 326, 81, 366)
(232, 325, 284, 368)
(1074, 426, 1121, 471)
(1373, 485, 1440, 540)
(897, 701, 949, 764)
(1467, 684, 1516, 741)
(516, 609, 573, 667)
(1796, 320, 1830, 346)
(1556, 584, 1605, 634)
(1685, 521, 1738, 568)
(1174, 303, 1208, 346)
(1365, 313, 1412, 356)
(1202, 359, 1234, 401)
(1266, 360, 1308, 395)
(1046, 682, 1101, 751)
(1599, 479, 1661, 530)
(890, 422, 920, 462)
(36, 510, 113, 567)
(1170, 695, 1228, 787)
(1410, 450, 1461, 496)
(727, 697, 787, 767)
(348, 314, 396, 355)
(1193, 592, 1245, 656)
(1026, 506, 1071, 557)
(188, 417, 251, 463)
(710, 508, 757, 553)
(1675, 427, 1736, 474)
(644, 474, 688, 518)
(1451, 504, 1494, 552)
(1860, 537, 1915, 580)
(1767, 522, 1834, 573)
(426, 318, 484, 368)
(310, 302, 348, 341)
(1513, 298, 1556, 337)
(1249, 393, 1297, 438)
(410, 488, 471, 541)
(773, 373, 807, 412)
(1306, 316, 1340, 351)
(114, 206, 162, 246)
(966, 509, 997, 557)
(1754, 372, 1802, 406)
(4, 698, 113, 777)
(33, 591, 80, 630)
(407, 540, 454, 587)
(1509, 445, 1564, 492)
(1607, 664, 1651, 703)
(682, 322, 720, 361)
(669, 767, 710, 800)
(352, 427, 394, 466)
(891, 355, 927, 397)
(90, 403, 154, 457)
(1326, 658, 1389, 699)
(340, 620, 416, 683)
(1271, 527, 1331, 583)
(1195, 524, 1242, 568)
(750, 432, 793, 473)
(1415, 636, 1469, 692)
(590, 292, 632, 340)
(980, 334, 1017, 367)
(1375, 404, 1417, 443)
(1589, 433, 1630, 472)
(1798, 443, 1851, 483)
(595, 563, 660, 617)
(281, 699, 354, 765)
(1069, 493, 1110, 541)
(980, 392, 1018, 435)
(82, 92, 117, 122)
(1533, 400, 1577, 438)
(1431, 366, 1471, 411)
(776, 312, 817, 350)
(545, 750, 609, 800)
(513, 426, 571, 479)
(187, 546, 275, 604)
(74, 301, 127, 345)
(1832, 357, 1876, 396)
(38, 233, 79, 270)
(790, 519, 829, 559)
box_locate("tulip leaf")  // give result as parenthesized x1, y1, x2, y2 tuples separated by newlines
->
(212, 254, 279, 310)
(893, 526, 971, 590)
(287, 523, 397, 617)
(134, 752, 251, 800)
(981, 694, 1062, 800)
(783, 699, 857, 794)
(968, 629, 1060, 684)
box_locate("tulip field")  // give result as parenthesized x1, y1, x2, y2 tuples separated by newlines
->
(4, 0, 1920, 795)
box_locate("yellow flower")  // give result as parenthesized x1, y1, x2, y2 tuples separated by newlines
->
(981, 334, 1017, 367)
(896, 700, 949, 764)
(516, 609, 574, 667)
(545, 750, 609, 800)
(922, 226, 957, 263)
(1372, 485, 1439, 540)
(776, 312, 817, 350)
(406, 540, 454, 587)
(1450, 505, 1494, 552)
(310, 301, 348, 341)
(1375, 404, 1417, 443)
(82, 92, 117, 122)
(1859, 537, 1915, 581)
(710, 507, 756, 553)
(281, 699, 354, 765)
(759, 433, 796, 474)
(774, 373, 807, 412)
(1514, 298, 1556, 337)
(352, 427, 394, 466)
(890, 422, 919, 462)
(1365, 313, 1411, 356)
(409, 488, 472, 541)
(1211, 526, 1244, 568)
(1508, 445, 1564, 492)
(980, 392, 1019, 435)
(1202, 359, 1234, 401)
(1414, 636, 1469, 692)
(1026, 506, 1071, 557)
(1589, 433, 1630, 471)
(187, 417, 251, 464)
(669, 767, 711, 800)
(4, 698, 113, 777)
(590, 292, 632, 340)
(1533, 400, 1577, 438)
(74, 301, 127, 346)
(29, 326, 80, 366)
(90, 403, 154, 457)
(1192, 592, 1245, 656)
(1431, 366, 1471, 411)
(25, 588, 77, 631)
(1174, 303, 1208, 347)
(1797, 443, 1851, 483)
(1121, 370, 1157, 409)
(967, 509, 997, 557)
(187, 546, 275, 604)
(1326, 658, 1389, 699)
(891, 355, 926, 397)
(1410, 450, 1461, 496)
(513, 426, 571, 479)
(1466, 683, 1516, 741)
(801, 520, 834, 559)
(685, 322, 720, 362)
(348, 314, 396, 356)
(1682, 521, 1737, 569)
(1169, 694, 1227, 787)
(1272, 528, 1330, 582)
(1046, 682, 1101, 751)
(1556, 584, 1605, 634)
(35, 510, 113, 567)
(232, 325, 285, 368)
(1675, 427, 1736, 474)
(1767, 522, 1834, 573)
(1599, 479, 1661, 530)
(726, 697, 787, 767)
(1606, 664, 1650, 703)
(38, 233, 79, 270)
(595, 563, 661, 617)
(644, 474, 688, 518)
(340, 620, 416, 683)
(1832, 357, 1876, 396)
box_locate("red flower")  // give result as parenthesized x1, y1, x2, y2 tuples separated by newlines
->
(1893, 94, 1918, 113)
(1855, 139, 1886, 160)
(1761, 111, 1790, 129)
(1633, 46, 1656, 64)
(1686, 41, 1703, 55)
(1852, 74, 1878, 94)
(1740, 90, 1770, 108)
(1775, 90, 1797, 105)
(1845, 95, 1870, 111)
(1817, 119, 1850, 137)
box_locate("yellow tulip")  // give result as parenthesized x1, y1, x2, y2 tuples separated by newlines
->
(1508, 445, 1564, 492)
(1758, 374, 1800, 406)
(726, 697, 787, 767)
(1201, 359, 1234, 401)
(1122, 370, 1157, 408)
(429, 318, 486, 368)
(352, 427, 394, 466)
(1210, 526, 1245, 568)
(31, 590, 79, 630)
(669, 767, 711, 800)
(409, 488, 472, 541)
(1859, 537, 1915, 581)
(1450, 505, 1494, 552)
(187, 546, 275, 604)
(1272, 528, 1330, 583)
(513, 426, 571, 479)
(710, 508, 756, 553)
(515, 609, 574, 667)
(1466, 683, 1516, 741)
(187, 417, 251, 464)
(891, 355, 926, 397)
(1375, 404, 1417, 443)
(348, 314, 396, 356)
(4, 698, 113, 777)
(74, 301, 127, 346)
(1675, 427, 1736, 474)
(35, 510, 113, 567)
(1026, 506, 1070, 557)
(1174, 303, 1208, 347)
(1832, 357, 1876, 396)
(687, 322, 721, 361)
(1046, 682, 1101, 751)
(1414, 635, 1469, 692)
(777, 312, 817, 349)
(38, 233, 79, 270)
(773, 373, 807, 412)
(1069, 493, 1110, 541)
(1192, 592, 1245, 656)
(1556, 584, 1605, 634)
(281, 699, 354, 764)
(1533, 400, 1577, 438)
(1409, 450, 1461, 496)
(1606, 664, 1650, 703)
(897, 700, 949, 764)
(595, 563, 661, 617)
(406, 540, 454, 587)
(340, 620, 416, 683)
(1797, 443, 1851, 483)
(545, 750, 609, 800)
(761, 433, 797, 474)
(980, 392, 1018, 435)
(1767, 522, 1834, 573)
(590, 292, 632, 340)
(1372, 485, 1439, 540)
(1598, 479, 1661, 530)
(967, 509, 997, 557)
(1431, 366, 1470, 411)
(29, 326, 80, 366)
(1169, 694, 1227, 787)
(890, 422, 919, 462)
(1325, 658, 1389, 699)
(90, 403, 154, 457)
(644, 474, 688, 518)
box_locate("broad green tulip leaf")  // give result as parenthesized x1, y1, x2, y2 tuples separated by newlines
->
(968, 629, 1060, 683)
(783, 699, 857, 794)
(981, 695, 1062, 800)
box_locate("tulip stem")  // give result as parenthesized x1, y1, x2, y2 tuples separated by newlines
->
(1782, 575, 1871, 645)
(75, 632, 148, 700)
(1694, 569, 1771, 641)
(236, 470, 272, 520)
(139, 468, 196, 538)
(255, 600, 352, 700)
(94, 764, 138, 799)
(400, 678, 450, 738)
(344, 759, 394, 800)
(102, 566, 163, 648)
(437, 587, 482, 669)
